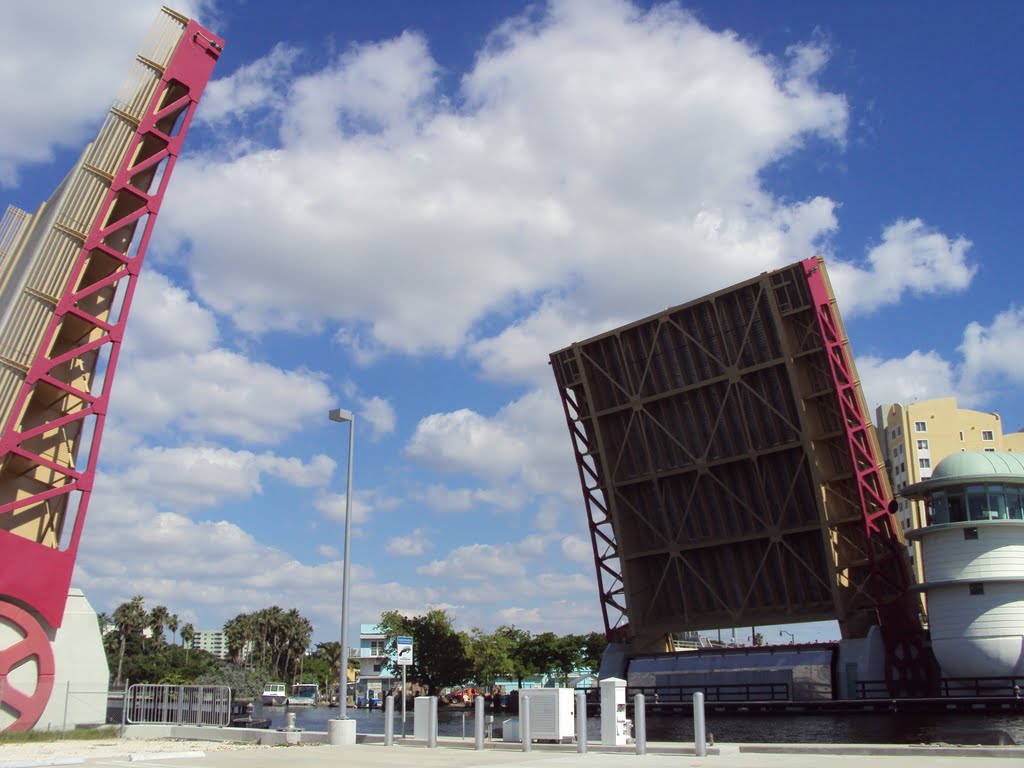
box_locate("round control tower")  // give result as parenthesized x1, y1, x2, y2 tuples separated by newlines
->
(902, 452, 1024, 679)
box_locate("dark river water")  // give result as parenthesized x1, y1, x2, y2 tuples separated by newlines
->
(254, 703, 1023, 745)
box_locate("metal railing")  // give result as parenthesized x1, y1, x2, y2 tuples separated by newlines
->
(856, 675, 1024, 699)
(622, 682, 791, 703)
(125, 684, 231, 726)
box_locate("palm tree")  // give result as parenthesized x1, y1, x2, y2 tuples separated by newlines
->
(241, 612, 258, 667)
(223, 614, 244, 662)
(181, 623, 196, 663)
(168, 614, 180, 647)
(257, 606, 285, 675)
(113, 596, 146, 687)
(282, 609, 312, 681)
(148, 605, 170, 647)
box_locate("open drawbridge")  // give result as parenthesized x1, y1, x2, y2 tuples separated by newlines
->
(0, 8, 222, 730)
(551, 258, 935, 696)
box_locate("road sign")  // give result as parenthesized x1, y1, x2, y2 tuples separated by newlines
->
(397, 636, 413, 666)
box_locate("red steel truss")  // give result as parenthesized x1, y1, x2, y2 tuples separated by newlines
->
(552, 368, 630, 642)
(0, 20, 223, 633)
(801, 258, 937, 695)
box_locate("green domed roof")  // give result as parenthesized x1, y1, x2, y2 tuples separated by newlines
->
(931, 451, 1024, 481)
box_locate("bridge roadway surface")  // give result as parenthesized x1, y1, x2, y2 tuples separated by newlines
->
(9, 738, 1023, 768)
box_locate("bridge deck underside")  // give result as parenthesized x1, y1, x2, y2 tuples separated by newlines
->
(552, 261, 901, 645)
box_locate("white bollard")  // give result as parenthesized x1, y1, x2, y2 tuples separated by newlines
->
(576, 691, 587, 753)
(384, 695, 394, 746)
(693, 691, 706, 757)
(520, 693, 532, 752)
(634, 693, 646, 755)
(428, 696, 438, 748)
(475, 694, 486, 750)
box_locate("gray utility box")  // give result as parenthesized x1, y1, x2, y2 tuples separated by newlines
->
(521, 688, 575, 742)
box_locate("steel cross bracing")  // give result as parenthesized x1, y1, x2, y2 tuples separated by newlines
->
(0, 19, 223, 632)
(552, 258, 937, 691)
(552, 266, 843, 648)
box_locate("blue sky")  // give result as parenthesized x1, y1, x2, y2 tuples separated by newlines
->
(2, 0, 1021, 648)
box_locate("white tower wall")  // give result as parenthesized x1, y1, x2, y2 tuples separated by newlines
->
(36, 589, 110, 731)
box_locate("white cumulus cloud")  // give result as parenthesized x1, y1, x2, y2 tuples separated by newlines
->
(829, 218, 975, 316)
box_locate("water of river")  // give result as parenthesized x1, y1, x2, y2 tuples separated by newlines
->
(254, 703, 1023, 745)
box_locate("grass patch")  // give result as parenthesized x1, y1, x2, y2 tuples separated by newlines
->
(0, 726, 120, 744)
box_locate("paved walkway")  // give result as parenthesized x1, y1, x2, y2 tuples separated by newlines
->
(43, 739, 1024, 768)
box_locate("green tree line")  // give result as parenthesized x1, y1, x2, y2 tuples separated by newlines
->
(99, 595, 209, 688)
(100, 596, 331, 697)
(378, 609, 607, 695)
(101, 597, 607, 698)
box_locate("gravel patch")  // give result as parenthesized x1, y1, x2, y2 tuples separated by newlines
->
(0, 738, 270, 764)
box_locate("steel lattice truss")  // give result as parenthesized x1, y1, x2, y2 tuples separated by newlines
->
(0, 12, 223, 633)
(551, 258, 917, 651)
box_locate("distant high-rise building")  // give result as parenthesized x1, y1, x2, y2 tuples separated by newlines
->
(191, 629, 229, 659)
(876, 396, 1024, 580)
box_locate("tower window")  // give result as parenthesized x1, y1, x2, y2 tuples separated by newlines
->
(982, 430, 994, 441)
(964, 527, 978, 540)
(915, 421, 927, 432)
(969, 583, 984, 596)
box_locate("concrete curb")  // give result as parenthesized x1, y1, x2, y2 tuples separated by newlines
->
(738, 743, 1024, 759)
(128, 751, 206, 762)
(115, 726, 1024, 759)
(0, 759, 84, 768)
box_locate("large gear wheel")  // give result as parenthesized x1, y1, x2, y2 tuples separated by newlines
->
(0, 602, 55, 732)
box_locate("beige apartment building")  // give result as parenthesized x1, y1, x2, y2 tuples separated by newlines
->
(876, 396, 1024, 581)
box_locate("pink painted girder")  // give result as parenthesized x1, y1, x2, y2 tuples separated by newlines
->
(0, 21, 224, 632)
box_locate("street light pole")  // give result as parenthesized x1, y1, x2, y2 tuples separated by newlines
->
(329, 408, 355, 721)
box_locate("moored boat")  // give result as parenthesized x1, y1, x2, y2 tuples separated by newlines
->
(261, 682, 288, 706)
(289, 683, 320, 706)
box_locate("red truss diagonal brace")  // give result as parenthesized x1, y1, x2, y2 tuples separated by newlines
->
(0, 22, 223, 630)
(551, 355, 630, 642)
(801, 259, 895, 541)
(802, 258, 935, 696)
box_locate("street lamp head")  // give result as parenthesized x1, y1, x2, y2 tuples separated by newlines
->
(329, 408, 354, 423)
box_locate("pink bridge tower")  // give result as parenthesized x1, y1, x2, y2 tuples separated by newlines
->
(0, 8, 222, 731)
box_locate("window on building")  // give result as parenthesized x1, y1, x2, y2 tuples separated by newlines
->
(969, 583, 984, 596)
(968, 487, 988, 520)
(982, 430, 994, 441)
(1008, 489, 1024, 520)
(964, 527, 978, 540)
(917, 439, 929, 451)
(985, 448, 996, 452)
(949, 494, 965, 523)
(369, 640, 385, 656)
(960, 431, 965, 442)
(915, 421, 927, 432)
(919, 458, 931, 469)
(373, 664, 382, 673)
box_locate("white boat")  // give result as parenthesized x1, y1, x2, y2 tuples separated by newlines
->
(260, 682, 288, 706)
(289, 683, 320, 706)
